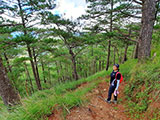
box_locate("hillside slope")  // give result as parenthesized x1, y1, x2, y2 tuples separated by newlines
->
(49, 79, 129, 120)
(48, 59, 160, 120)
(0, 56, 160, 120)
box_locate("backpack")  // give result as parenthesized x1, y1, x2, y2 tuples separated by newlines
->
(115, 72, 123, 83)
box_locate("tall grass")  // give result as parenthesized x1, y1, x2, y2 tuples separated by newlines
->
(124, 51, 160, 119)
(0, 69, 110, 120)
(0, 58, 136, 120)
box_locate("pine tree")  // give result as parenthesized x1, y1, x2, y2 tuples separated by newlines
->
(81, 0, 141, 69)
(41, 14, 87, 80)
(137, 0, 157, 59)
(1, 0, 56, 90)
(0, 55, 20, 106)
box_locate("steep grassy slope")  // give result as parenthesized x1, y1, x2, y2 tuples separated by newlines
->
(0, 69, 111, 120)
(0, 45, 160, 120)
(124, 45, 160, 119)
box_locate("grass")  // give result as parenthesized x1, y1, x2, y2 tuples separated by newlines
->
(123, 48, 160, 120)
(0, 58, 138, 120)
(1, 51, 160, 120)
(0, 69, 111, 120)
(0, 58, 137, 120)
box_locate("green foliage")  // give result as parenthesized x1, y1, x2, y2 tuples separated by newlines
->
(124, 48, 160, 119)
(0, 70, 109, 120)
(119, 59, 138, 80)
(13, 34, 37, 44)
(0, 0, 159, 119)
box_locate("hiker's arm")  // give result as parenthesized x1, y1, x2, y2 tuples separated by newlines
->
(115, 80, 120, 90)
(115, 74, 121, 90)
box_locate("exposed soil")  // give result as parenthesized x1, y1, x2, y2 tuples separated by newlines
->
(48, 107, 63, 120)
(48, 77, 130, 120)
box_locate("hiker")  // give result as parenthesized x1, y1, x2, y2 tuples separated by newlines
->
(105, 64, 122, 104)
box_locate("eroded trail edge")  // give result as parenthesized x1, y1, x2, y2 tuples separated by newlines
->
(49, 78, 129, 120)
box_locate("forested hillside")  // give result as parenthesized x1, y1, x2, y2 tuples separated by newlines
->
(0, 0, 160, 120)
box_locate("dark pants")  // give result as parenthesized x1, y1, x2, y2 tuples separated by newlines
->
(107, 84, 117, 101)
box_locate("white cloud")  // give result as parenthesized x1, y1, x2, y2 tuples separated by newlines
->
(53, 0, 87, 19)
(1, 0, 87, 30)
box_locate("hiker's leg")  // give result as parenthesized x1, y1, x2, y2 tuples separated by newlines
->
(114, 95, 117, 101)
(113, 87, 117, 101)
(107, 85, 114, 101)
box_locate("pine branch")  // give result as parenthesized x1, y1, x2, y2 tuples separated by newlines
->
(114, 27, 138, 43)
(120, 10, 141, 19)
(75, 46, 87, 57)
(0, 23, 23, 27)
(116, 36, 138, 43)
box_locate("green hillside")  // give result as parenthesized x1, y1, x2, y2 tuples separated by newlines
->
(0, 51, 159, 120)
(0, 0, 160, 120)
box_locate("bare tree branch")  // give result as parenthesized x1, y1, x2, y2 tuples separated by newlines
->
(133, 0, 143, 5)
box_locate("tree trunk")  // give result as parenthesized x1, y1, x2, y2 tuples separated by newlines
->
(102, 60, 105, 70)
(17, 0, 42, 90)
(115, 47, 121, 63)
(99, 57, 101, 71)
(41, 60, 46, 83)
(113, 47, 116, 64)
(123, 43, 128, 63)
(95, 59, 97, 73)
(138, 0, 156, 59)
(3, 52, 12, 73)
(47, 64, 51, 82)
(3, 52, 16, 87)
(132, 44, 135, 59)
(55, 61, 61, 83)
(25, 79, 30, 96)
(69, 48, 78, 80)
(134, 43, 139, 59)
(106, 40, 111, 70)
(59, 61, 65, 82)
(120, 50, 123, 63)
(24, 63, 34, 93)
(94, 57, 97, 73)
(27, 45, 42, 90)
(106, 0, 113, 70)
(32, 48, 42, 89)
(0, 56, 20, 106)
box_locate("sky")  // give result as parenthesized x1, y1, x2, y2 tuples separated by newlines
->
(1, 0, 87, 37)
(53, 0, 87, 19)
(6, 0, 87, 37)
(2, 0, 87, 21)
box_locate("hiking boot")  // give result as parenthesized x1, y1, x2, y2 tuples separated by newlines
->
(105, 99, 111, 104)
(113, 100, 118, 104)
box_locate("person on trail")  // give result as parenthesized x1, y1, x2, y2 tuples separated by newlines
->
(105, 64, 121, 104)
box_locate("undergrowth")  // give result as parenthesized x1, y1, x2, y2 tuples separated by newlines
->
(124, 47, 160, 120)
(1, 52, 160, 120)
(0, 69, 110, 120)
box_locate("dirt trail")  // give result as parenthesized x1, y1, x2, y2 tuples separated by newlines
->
(48, 78, 130, 120)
